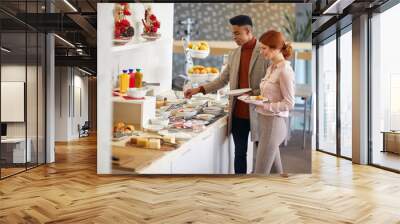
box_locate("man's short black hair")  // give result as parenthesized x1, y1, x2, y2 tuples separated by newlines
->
(229, 15, 253, 27)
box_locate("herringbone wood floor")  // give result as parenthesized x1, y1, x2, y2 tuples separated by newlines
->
(1, 135, 400, 224)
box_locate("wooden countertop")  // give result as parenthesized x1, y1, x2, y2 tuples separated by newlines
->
(112, 115, 228, 173)
(113, 145, 167, 173)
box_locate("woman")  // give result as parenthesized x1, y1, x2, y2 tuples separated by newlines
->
(240, 30, 295, 175)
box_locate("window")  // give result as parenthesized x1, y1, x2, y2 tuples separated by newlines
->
(370, 3, 400, 171)
(0, 1, 47, 179)
(317, 37, 337, 154)
(339, 29, 352, 158)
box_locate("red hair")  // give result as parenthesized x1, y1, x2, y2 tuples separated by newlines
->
(259, 30, 293, 59)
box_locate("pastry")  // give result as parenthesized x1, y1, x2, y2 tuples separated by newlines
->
(125, 124, 135, 131)
(115, 122, 125, 129)
(148, 138, 161, 149)
(250, 95, 264, 101)
(114, 127, 124, 133)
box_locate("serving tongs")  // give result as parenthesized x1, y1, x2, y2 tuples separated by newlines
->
(142, 81, 160, 87)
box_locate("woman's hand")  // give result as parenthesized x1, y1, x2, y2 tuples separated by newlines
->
(251, 100, 265, 107)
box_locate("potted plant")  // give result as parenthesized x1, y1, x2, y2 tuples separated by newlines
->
(282, 10, 311, 42)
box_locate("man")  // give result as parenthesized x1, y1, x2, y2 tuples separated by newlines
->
(184, 15, 269, 174)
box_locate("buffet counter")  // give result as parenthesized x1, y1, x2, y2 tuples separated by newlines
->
(112, 114, 230, 174)
(111, 90, 231, 174)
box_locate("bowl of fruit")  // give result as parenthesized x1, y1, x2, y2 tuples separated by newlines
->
(187, 65, 209, 83)
(187, 41, 210, 59)
(206, 67, 219, 81)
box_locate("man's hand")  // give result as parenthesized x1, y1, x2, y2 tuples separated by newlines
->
(184, 87, 201, 99)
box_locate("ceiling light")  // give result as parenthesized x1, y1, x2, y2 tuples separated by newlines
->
(54, 34, 75, 48)
(63, 0, 78, 12)
(323, 0, 341, 14)
(1, 47, 11, 53)
(78, 67, 92, 76)
(322, 0, 351, 15)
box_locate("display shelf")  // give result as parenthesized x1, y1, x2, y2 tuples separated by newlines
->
(112, 38, 162, 53)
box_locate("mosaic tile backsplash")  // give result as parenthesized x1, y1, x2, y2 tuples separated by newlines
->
(172, 3, 298, 83)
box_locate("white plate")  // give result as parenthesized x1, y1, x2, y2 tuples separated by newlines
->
(226, 88, 252, 96)
(113, 38, 131, 45)
(238, 95, 269, 105)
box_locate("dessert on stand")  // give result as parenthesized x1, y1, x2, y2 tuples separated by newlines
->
(113, 3, 134, 45)
(141, 5, 161, 40)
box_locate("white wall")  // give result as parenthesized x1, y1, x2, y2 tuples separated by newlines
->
(1, 65, 37, 138)
(55, 66, 69, 141)
(54, 67, 89, 141)
(1, 65, 26, 138)
(97, 3, 174, 174)
(1, 64, 46, 164)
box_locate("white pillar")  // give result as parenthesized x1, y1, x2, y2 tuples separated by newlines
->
(97, 4, 113, 174)
(46, 32, 55, 163)
(352, 14, 369, 164)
